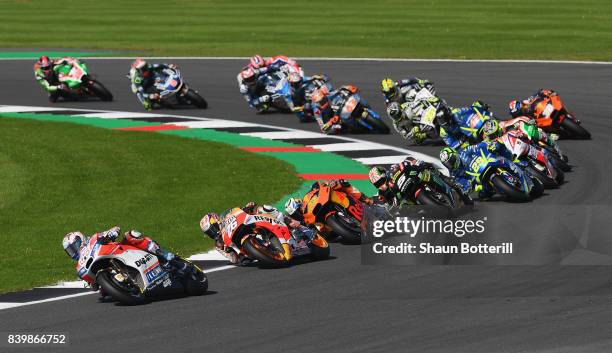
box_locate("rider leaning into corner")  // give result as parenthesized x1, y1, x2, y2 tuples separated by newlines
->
(62, 226, 182, 300)
(129, 58, 177, 110)
(368, 157, 472, 207)
(312, 85, 369, 134)
(237, 54, 303, 112)
(380, 77, 437, 143)
(199, 201, 315, 266)
(34, 55, 78, 102)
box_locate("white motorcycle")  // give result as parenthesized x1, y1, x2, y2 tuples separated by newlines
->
(76, 238, 208, 305)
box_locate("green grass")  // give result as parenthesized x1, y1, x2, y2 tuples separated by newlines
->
(1, 0, 611, 60)
(0, 117, 302, 293)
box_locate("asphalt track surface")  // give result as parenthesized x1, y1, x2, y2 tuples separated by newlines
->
(2, 59, 612, 352)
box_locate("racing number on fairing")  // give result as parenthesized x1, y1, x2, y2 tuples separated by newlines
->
(347, 203, 363, 221)
(470, 156, 487, 172)
(344, 97, 358, 113)
(222, 216, 238, 235)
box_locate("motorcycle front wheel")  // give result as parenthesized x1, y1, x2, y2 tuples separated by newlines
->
(184, 89, 208, 109)
(96, 270, 148, 305)
(242, 236, 291, 268)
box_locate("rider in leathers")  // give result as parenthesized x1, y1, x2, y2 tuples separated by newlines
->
(129, 58, 177, 110)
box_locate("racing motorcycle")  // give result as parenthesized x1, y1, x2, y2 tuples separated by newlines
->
(468, 144, 543, 202)
(302, 184, 365, 244)
(55, 59, 113, 101)
(259, 71, 298, 113)
(403, 94, 445, 145)
(140, 67, 207, 109)
(497, 131, 564, 189)
(77, 238, 208, 305)
(532, 94, 590, 139)
(331, 86, 390, 134)
(395, 169, 472, 208)
(218, 208, 329, 268)
(500, 116, 571, 172)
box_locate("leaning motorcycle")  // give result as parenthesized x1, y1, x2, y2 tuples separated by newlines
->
(145, 68, 207, 109)
(468, 145, 543, 202)
(497, 131, 564, 189)
(332, 90, 390, 134)
(76, 239, 208, 305)
(218, 208, 329, 268)
(302, 185, 365, 244)
(259, 71, 298, 113)
(532, 94, 590, 139)
(55, 59, 113, 101)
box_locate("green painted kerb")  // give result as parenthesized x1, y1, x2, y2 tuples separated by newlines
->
(0, 112, 377, 207)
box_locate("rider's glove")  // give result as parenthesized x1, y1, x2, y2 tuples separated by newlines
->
(258, 95, 270, 104)
(239, 86, 248, 94)
(143, 100, 152, 111)
(410, 126, 426, 144)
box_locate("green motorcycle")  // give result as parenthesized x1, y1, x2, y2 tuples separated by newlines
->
(54, 59, 113, 101)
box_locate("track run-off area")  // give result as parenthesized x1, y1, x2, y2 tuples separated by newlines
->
(1, 58, 612, 352)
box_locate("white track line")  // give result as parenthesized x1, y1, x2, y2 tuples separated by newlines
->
(1, 56, 609, 65)
(0, 250, 233, 311)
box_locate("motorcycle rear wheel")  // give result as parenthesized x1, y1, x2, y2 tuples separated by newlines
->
(525, 165, 558, 189)
(96, 270, 148, 305)
(416, 188, 453, 207)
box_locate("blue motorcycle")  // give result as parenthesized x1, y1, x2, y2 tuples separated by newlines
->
(465, 144, 543, 202)
(330, 90, 390, 134)
(151, 68, 207, 109)
(260, 71, 297, 113)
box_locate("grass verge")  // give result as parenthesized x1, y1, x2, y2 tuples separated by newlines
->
(0, 117, 302, 293)
(0, 0, 611, 61)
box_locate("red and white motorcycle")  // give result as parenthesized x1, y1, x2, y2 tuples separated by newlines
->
(77, 237, 207, 305)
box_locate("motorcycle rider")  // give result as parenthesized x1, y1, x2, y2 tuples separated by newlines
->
(129, 58, 177, 110)
(292, 74, 332, 122)
(381, 77, 438, 143)
(313, 85, 373, 134)
(200, 201, 313, 266)
(368, 157, 472, 207)
(62, 226, 180, 297)
(508, 88, 559, 118)
(499, 116, 565, 157)
(34, 55, 61, 102)
(437, 100, 495, 149)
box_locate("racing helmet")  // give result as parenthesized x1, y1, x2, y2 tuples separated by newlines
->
(62, 231, 85, 260)
(508, 100, 521, 116)
(132, 58, 148, 71)
(256, 204, 281, 219)
(482, 119, 501, 140)
(310, 86, 330, 104)
(439, 147, 460, 170)
(241, 68, 257, 86)
(250, 55, 265, 69)
(380, 78, 398, 100)
(37, 55, 52, 70)
(368, 166, 389, 189)
(284, 198, 303, 217)
(200, 213, 221, 240)
(288, 71, 302, 89)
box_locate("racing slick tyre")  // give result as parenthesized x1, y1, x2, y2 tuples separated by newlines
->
(364, 115, 390, 134)
(561, 118, 591, 139)
(185, 89, 208, 109)
(89, 80, 113, 101)
(308, 234, 330, 260)
(326, 214, 362, 244)
(490, 174, 532, 202)
(96, 270, 148, 305)
(530, 177, 545, 198)
(184, 271, 208, 296)
(525, 165, 558, 189)
(416, 188, 453, 207)
(551, 153, 571, 172)
(242, 236, 291, 268)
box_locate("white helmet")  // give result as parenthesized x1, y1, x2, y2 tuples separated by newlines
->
(284, 198, 302, 216)
(62, 231, 85, 260)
